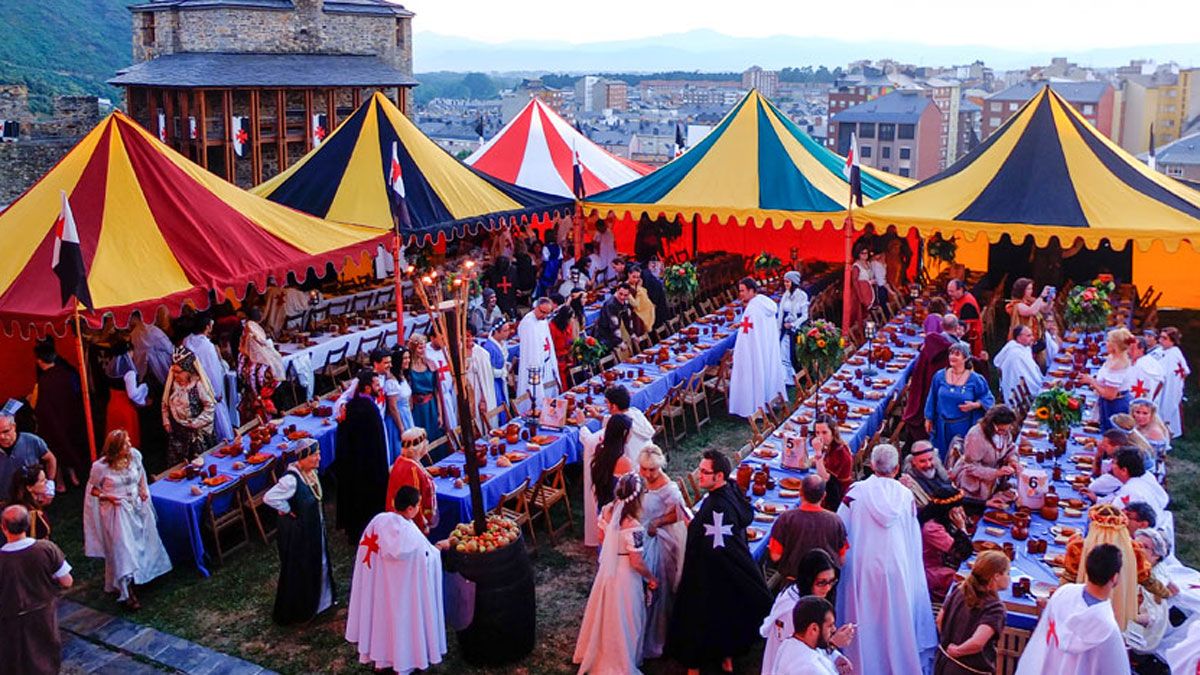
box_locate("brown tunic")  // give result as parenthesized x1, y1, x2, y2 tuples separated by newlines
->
(0, 539, 69, 675)
(934, 584, 1006, 675)
(767, 504, 848, 580)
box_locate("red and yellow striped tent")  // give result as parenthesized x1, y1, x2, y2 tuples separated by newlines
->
(0, 111, 390, 337)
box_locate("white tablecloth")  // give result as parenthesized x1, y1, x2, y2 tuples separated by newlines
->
(278, 313, 432, 398)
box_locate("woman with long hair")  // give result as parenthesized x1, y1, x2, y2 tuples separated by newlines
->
(920, 488, 975, 603)
(581, 414, 634, 547)
(1080, 327, 1137, 432)
(10, 465, 52, 539)
(83, 429, 172, 610)
(1131, 398, 1170, 460)
(574, 473, 658, 674)
(924, 297, 948, 336)
(934, 550, 1010, 675)
(846, 242, 875, 330)
(949, 405, 1019, 504)
(389, 345, 416, 433)
(406, 334, 442, 441)
(924, 342, 994, 459)
(637, 445, 688, 660)
(761, 548, 856, 675)
(811, 413, 853, 511)
(1006, 277, 1049, 344)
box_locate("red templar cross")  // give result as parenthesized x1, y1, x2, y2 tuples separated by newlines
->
(435, 362, 452, 381)
(359, 532, 380, 568)
(1177, 363, 1188, 380)
(737, 316, 754, 334)
(314, 126, 326, 141)
(1131, 379, 1149, 398)
(1045, 618, 1059, 648)
(497, 277, 513, 294)
(235, 128, 249, 145)
(544, 337, 552, 353)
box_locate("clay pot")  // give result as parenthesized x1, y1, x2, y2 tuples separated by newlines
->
(505, 423, 521, 445)
(1040, 505, 1060, 521)
(1044, 493, 1059, 509)
(1011, 525, 1029, 541)
(737, 465, 753, 493)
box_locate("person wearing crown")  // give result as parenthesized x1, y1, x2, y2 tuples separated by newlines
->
(385, 427, 438, 535)
(161, 346, 216, 467)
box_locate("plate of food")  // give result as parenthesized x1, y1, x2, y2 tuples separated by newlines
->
(1063, 507, 1084, 518)
(202, 474, 233, 488)
(247, 453, 271, 465)
(973, 540, 1002, 553)
(747, 527, 765, 542)
(982, 510, 1014, 527)
(846, 356, 866, 366)
(779, 476, 804, 490)
(506, 451, 529, 462)
(864, 391, 886, 401)
(753, 447, 779, 459)
(753, 512, 776, 523)
(530, 435, 557, 445)
(779, 489, 800, 498)
(166, 469, 187, 481)
(755, 501, 788, 515)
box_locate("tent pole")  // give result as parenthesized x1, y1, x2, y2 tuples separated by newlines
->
(692, 214, 699, 259)
(842, 205, 854, 330)
(393, 231, 405, 343)
(72, 306, 98, 462)
(575, 204, 584, 263)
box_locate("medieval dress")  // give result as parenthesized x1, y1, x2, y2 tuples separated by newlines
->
(264, 464, 336, 624)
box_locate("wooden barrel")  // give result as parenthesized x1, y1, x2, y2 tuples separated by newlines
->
(446, 534, 536, 665)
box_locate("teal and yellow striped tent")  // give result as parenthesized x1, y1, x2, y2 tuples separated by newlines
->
(859, 86, 1200, 251)
(583, 89, 912, 258)
(859, 85, 1200, 307)
(254, 92, 571, 244)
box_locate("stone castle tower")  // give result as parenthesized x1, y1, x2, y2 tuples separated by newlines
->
(112, 0, 416, 187)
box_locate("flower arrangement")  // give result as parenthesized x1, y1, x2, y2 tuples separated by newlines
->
(927, 234, 958, 264)
(795, 319, 844, 373)
(663, 262, 699, 299)
(1064, 278, 1114, 332)
(571, 334, 608, 368)
(1032, 386, 1084, 448)
(753, 251, 782, 271)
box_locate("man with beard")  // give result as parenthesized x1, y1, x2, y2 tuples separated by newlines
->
(898, 440, 955, 509)
(669, 450, 771, 674)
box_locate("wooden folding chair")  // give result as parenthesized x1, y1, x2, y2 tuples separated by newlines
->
(509, 391, 533, 418)
(314, 343, 351, 390)
(525, 456, 573, 544)
(483, 403, 507, 432)
(662, 382, 689, 446)
(676, 476, 697, 508)
(491, 477, 535, 547)
(597, 353, 617, 372)
(326, 297, 351, 316)
(748, 409, 773, 445)
(203, 477, 250, 566)
(704, 351, 732, 409)
(283, 310, 308, 332)
(307, 305, 329, 327)
(240, 456, 279, 544)
(681, 371, 711, 431)
(425, 435, 450, 465)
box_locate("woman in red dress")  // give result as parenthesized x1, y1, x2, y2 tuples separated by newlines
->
(846, 242, 876, 331)
(103, 345, 148, 448)
(549, 305, 577, 390)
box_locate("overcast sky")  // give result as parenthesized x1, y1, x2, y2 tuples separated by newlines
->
(403, 0, 1198, 51)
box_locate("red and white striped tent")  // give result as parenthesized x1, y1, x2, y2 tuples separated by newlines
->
(466, 97, 652, 199)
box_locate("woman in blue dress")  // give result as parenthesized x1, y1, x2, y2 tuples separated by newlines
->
(406, 334, 443, 443)
(924, 341, 994, 460)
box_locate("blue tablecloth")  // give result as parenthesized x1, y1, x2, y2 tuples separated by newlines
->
(149, 410, 338, 576)
(739, 311, 926, 561)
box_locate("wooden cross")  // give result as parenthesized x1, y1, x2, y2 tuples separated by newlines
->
(737, 316, 754, 334)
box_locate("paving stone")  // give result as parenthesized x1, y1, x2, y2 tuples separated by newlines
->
(88, 615, 147, 648)
(60, 634, 119, 673)
(192, 652, 266, 675)
(58, 604, 115, 635)
(121, 627, 194, 661)
(154, 640, 218, 673)
(90, 657, 171, 674)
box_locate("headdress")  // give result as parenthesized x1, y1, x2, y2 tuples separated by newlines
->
(172, 346, 199, 373)
(295, 437, 319, 460)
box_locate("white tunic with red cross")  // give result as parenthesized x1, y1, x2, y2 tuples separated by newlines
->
(516, 308, 560, 404)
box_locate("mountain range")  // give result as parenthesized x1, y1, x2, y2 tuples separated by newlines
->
(415, 29, 1200, 74)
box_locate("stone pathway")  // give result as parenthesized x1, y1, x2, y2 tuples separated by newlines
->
(57, 599, 276, 674)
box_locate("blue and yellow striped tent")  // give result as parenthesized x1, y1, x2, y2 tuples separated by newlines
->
(584, 89, 912, 228)
(860, 86, 1200, 250)
(254, 92, 571, 244)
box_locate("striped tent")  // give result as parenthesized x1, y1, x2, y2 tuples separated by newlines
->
(583, 89, 913, 228)
(0, 112, 389, 337)
(859, 86, 1200, 252)
(465, 97, 652, 198)
(254, 92, 571, 243)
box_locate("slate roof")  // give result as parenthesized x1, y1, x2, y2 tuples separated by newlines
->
(129, 0, 412, 16)
(110, 52, 417, 87)
(988, 80, 1109, 103)
(1157, 132, 1200, 166)
(832, 90, 935, 124)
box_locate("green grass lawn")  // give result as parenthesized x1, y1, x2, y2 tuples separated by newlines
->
(50, 351, 1200, 674)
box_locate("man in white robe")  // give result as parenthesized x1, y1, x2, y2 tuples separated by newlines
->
(1129, 337, 1165, 408)
(1016, 544, 1131, 675)
(263, 281, 310, 336)
(516, 298, 560, 405)
(1100, 449, 1169, 520)
(465, 332, 497, 433)
(993, 325, 1042, 408)
(836, 444, 936, 675)
(424, 337, 458, 433)
(772, 596, 840, 675)
(1154, 329, 1189, 438)
(728, 278, 787, 418)
(182, 316, 234, 441)
(346, 485, 446, 672)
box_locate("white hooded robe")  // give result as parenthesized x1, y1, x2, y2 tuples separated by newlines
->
(516, 309, 560, 403)
(1015, 583, 1130, 675)
(993, 339, 1043, 408)
(728, 293, 787, 417)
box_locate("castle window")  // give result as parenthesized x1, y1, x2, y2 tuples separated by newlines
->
(142, 12, 156, 46)
(396, 19, 404, 47)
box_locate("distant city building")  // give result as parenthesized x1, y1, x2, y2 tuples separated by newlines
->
(1119, 67, 1200, 154)
(112, 0, 416, 187)
(832, 89, 943, 179)
(575, 75, 601, 112)
(1152, 131, 1200, 181)
(982, 81, 1115, 140)
(922, 78, 961, 167)
(826, 70, 897, 147)
(500, 78, 566, 122)
(957, 97, 982, 162)
(742, 66, 779, 99)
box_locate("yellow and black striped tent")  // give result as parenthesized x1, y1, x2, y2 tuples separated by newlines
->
(254, 92, 571, 244)
(860, 86, 1200, 305)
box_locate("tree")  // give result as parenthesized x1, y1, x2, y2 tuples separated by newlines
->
(461, 72, 497, 100)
